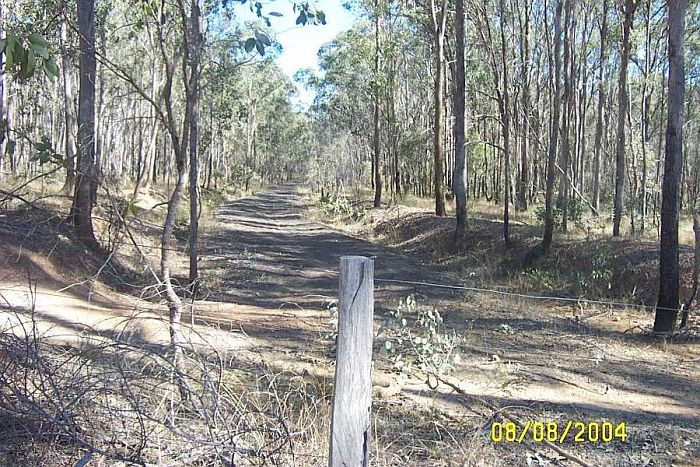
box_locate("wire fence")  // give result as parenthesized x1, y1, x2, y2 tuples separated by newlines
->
(374, 277, 682, 313)
(0, 277, 684, 314)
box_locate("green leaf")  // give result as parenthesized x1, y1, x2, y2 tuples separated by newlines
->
(28, 32, 48, 48)
(244, 37, 256, 53)
(269, 11, 283, 17)
(43, 57, 58, 79)
(30, 41, 49, 60)
(255, 31, 271, 46)
(21, 48, 36, 79)
(317, 10, 326, 24)
(255, 39, 265, 55)
(14, 44, 26, 69)
(4, 36, 16, 70)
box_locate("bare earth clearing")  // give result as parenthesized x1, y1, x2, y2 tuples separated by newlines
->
(1, 183, 699, 466)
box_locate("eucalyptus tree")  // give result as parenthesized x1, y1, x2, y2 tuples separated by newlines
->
(68, 0, 98, 249)
(429, 0, 448, 216)
(542, 0, 563, 254)
(612, 0, 639, 237)
(372, 0, 382, 208)
(452, 0, 467, 241)
(558, 0, 572, 232)
(471, 0, 515, 247)
(188, 0, 203, 292)
(515, 0, 531, 212)
(300, 27, 375, 191)
(654, 0, 687, 333)
(592, 0, 609, 214)
(59, 21, 76, 194)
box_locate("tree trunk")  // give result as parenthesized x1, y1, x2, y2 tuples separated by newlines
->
(517, 2, 531, 212)
(640, 0, 652, 233)
(245, 79, 255, 191)
(60, 22, 77, 195)
(654, 0, 687, 333)
(453, 0, 467, 242)
(680, 213, 699, 328)
(373, 0, 382, 208)
(0, 0, 5, 181)
(133, 58, 161, 197)
(69, 0, 98, 249)
(543, 0, 563, 254)
(432, 0, 447, 217)
(498, 0, 511, 247)
(559, 0, 573, 232)
(188, 0, 202, 292)
(612, 0, 638, 237)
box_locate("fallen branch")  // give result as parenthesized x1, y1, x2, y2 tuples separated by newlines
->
(0, 166, 62, 203)
(0, 189, 47, 211)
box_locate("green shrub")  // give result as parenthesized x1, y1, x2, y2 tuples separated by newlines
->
(318, 193, 365, 221)
(380, 295, 460, 377)
(534, 198, 585, 227)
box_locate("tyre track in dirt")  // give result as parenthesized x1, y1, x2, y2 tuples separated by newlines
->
(200, 183, 454, 314)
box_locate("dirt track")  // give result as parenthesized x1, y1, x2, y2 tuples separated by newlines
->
(197, 183, 456, 338)
(195, 184, 699, 466)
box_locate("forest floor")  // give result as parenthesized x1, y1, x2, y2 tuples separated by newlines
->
(0, 183, 698, 466)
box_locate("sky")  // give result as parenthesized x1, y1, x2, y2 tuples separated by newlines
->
(235, 1, 358, 109)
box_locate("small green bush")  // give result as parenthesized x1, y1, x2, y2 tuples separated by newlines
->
(534, 198, 585, 227)
(380, 295, 460, 377)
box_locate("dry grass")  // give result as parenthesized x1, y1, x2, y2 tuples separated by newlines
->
(0, 284, 495, 466)
(309, 188, 698, 308)
(0, 296, 334, 465)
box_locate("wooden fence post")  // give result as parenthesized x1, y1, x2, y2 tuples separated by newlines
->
(329, 256, 374, 467)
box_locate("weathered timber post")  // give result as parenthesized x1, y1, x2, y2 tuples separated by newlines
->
(329, 256, 374, 467)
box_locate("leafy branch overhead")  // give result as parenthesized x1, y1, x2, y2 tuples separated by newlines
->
(241, 1, 327, 56)
(0, 32, 58, 80)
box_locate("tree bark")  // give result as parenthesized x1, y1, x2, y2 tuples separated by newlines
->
(639, 0, 652, 233)
(654, 0, 687, 333)
(373, 0, 382, 208)
(498, 0, 511, 247)
(188, 0, 202, 291)
(517, 1, 531, 212)
(431, 0, 447, 217)
(69, 0, 98, 249)
(453, 0, 467, 242)
(0, 0, 5, 180)
(612, 0, 638, 237)
(559, 0, 573, 232)
(60, 22, 77, 195)
(591, 0, 610, 215)
(543, 0, 563, 254)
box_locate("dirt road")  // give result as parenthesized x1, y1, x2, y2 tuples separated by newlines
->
(200, 183, 453, 313)
(197, 184, 699, 466)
